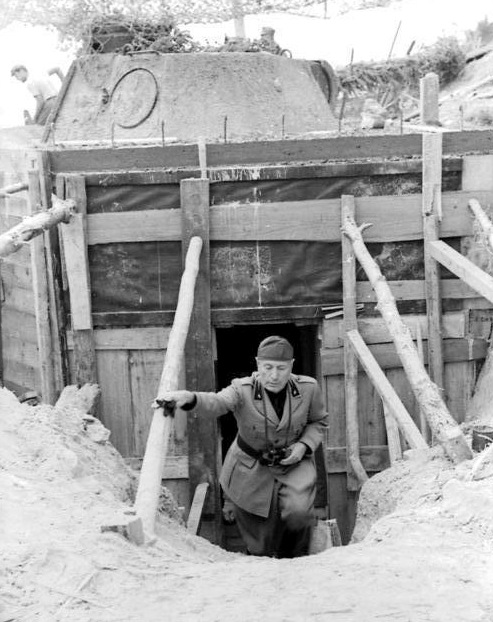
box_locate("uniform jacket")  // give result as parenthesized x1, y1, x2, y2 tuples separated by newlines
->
(193, 373, 329, 517)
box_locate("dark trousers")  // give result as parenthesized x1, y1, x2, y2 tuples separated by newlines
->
(35, 97, 57, 125)
(233, 480, 315, 558)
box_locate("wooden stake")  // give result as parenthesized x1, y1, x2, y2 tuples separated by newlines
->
(198, 137, 207, 179)
(133, 236, 203, 537)
(61, 175, 97, 386)
(387, 20, 401, 60)
(383, 403, 403, 464)
(341, 195, 368, 490)
(420, 72, 440, 126)
(423, 132, 444, 391)
(38, 151, 67, 395)
(186, 482, 209, 535)
(342, 212, 472, 463)
(415, 320, 430, 444)
(28, 169, 58, 404)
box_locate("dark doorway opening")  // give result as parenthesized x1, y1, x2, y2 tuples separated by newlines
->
(215, 322, 327, 551)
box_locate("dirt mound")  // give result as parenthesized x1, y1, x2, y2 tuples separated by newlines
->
(2, 386, 493, 622)
(0, 387, 226, 621)
(439, 48, 493, 128)
(353, 444, 493, 543)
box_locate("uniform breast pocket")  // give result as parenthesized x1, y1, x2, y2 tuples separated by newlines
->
(227, 452, 256, 488)
(238, 453, 257, 469)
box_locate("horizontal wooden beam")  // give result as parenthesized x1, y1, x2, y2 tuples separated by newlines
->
(91, 305, 328, 328)
(90, 291, 491, 328)
(83, 157, 463, 187)
(323, 311, 467, 348)
(429, 240, 493, 305)
(86, 190, 493, 245)
(321, 337, 487, 375)
(47, 130, 493, 175)
(92, 311, 176, 328)
(356, 279, 478, 302)
(67, 327, 171, 350)
(326, 445, 390, 474)
(88, 210, 181, 245)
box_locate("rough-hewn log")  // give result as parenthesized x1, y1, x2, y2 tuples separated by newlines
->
(342, 213, 472, 464)
(0, 195, 75, 257)
(133, 236, 203, 537)
(468, 198, 493, 251)
(465, 199, 493, 427)
(429, 240, 493, 305)
(347, 329, 427, 451)
(0, 182, 28, 197)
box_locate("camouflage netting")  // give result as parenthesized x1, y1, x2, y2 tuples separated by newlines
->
(337, 37, 467, 111)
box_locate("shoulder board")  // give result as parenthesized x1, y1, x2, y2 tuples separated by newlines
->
(236, 375, 254, 386)
(294, 374, 317, 384)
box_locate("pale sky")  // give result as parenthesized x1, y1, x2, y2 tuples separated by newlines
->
(1, 0, 493, 128)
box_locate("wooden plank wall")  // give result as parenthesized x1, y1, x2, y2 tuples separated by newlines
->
(56, 148, 493, 545)
(67, 326, 190, 508)
(0, 157, 40, 396)
(320, 153, 493, 543)
(48, 129, 493, 175)
(321, 311, 480, 542)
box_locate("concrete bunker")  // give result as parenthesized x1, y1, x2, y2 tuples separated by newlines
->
(2, 50, 493, 553)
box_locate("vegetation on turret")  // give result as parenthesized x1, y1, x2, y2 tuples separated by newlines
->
(337, 37, 467, 100)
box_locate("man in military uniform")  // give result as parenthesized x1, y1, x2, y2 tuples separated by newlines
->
(158, 335, 328, 558)
(258, 26, 282, 55)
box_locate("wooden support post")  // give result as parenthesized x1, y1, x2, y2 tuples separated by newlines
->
(341, 195, 368, 490)
(328, 518, 342, 547)
(38, 151, 66, 394)
(422, 132, 444, 391)
(60, 175, 97, 385)
(198, 137, 207, 179)
(420, 72, 440, 126)
(28, 169, 58, 403)
(180, 178, 220, 542)
(429, 240, 493, 305)
(348, 330, 426, 450)
(186, 482, 209, 535)
(463, 182, 493, 426)
(133, 236, 203, 538)
(468, 199, 493, 251)
(342, 211, 472, 464)
(383, 404, 403, 464)
(415, 320, 431, 444)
